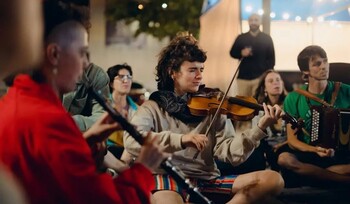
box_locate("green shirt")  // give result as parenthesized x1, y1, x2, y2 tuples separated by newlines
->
(63, 63, 110, 132)
(283, 81, 350, 144)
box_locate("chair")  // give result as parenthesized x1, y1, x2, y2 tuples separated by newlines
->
(329, 62, 350, 84)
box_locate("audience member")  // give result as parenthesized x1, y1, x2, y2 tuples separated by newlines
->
(0, 1, 166, 203)
(124, 33, 284, 204)
(217, 70, 288, 175)
(63, 62, 109, 132)
(230, 13, 275, 97)
(253, 69, 288, 171)
(279, 45, 350, 187)
(61, 47, 130, 173)
(106, 63, 138, 162)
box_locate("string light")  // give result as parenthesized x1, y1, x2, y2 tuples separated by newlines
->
(138, 4, 144, 10)
(245, 5, 253, 13)
(295, 16, 302, 21)
(282, 13, 290, 20)
(307, 16, 314, 23)
(242, 0, 350, 22)
(270, 12, 276, 18)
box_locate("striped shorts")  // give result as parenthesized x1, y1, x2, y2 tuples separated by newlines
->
(153, 174, 237, 200)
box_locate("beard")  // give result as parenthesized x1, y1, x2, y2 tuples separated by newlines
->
(249, 25, 260, 32)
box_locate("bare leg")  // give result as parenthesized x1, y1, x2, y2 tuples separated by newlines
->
(278, 152, 350, 184)
(228, 170, 284, 204)
(152, 190, 184, 204)
(327, 164, 350, 176)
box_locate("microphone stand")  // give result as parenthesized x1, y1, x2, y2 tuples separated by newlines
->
(89, 88, 213, 204)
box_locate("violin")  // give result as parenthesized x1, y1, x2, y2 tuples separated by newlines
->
(188, 89, 301, 130)
(189, 88, 302, 160)
(89, 88, 213, 204)
(188, 88, 259, 121)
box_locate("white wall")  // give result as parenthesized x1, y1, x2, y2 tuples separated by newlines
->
(89, 0, 169, 92)
(242, 20, 350, 71)
(89, 1, 350, 95)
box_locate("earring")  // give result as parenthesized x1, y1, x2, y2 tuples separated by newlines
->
(52, 67, 58, 75)
(264, 91, 267, 97)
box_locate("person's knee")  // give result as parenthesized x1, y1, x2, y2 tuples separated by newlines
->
(259, 170, 285, 195)
(278, 153, 293, 167)
(152, 190, 183, 204)
(278, 153, 303, 173)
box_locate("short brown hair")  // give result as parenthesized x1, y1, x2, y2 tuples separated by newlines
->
(297, 45, 327, 72)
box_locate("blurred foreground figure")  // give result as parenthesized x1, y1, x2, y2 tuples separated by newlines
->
(0, 1, 43, 204)
(0, 0, 43, 79)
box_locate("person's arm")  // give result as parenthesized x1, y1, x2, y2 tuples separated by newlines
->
(123, 101, 184, 156)
(266, 35, 275, 69)
(214, 103, 281, 166)
(283, 92, 321, 153)
(103, 151, 129, 173)
(41, 113, 155, 204)
(214, 117, 267, 166)
(73, 65, 110, 131)
(286, 124, 316, 152)
(230, 35, 243, 59)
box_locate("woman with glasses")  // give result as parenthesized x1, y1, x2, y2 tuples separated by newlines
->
(107, 63, 138, 163)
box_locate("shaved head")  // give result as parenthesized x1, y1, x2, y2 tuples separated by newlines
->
(46, 21, 86, 48)
(248, 13, 261, 32)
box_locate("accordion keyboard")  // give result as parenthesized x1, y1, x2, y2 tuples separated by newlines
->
(311, 109, 320, 143)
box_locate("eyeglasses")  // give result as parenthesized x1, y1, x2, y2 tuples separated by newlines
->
(115, 74, 133, 81)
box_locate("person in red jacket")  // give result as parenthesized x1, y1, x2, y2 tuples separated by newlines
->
(0, 1, 167, 204)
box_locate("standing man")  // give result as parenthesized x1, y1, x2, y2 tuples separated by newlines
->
(230, 13, 275, 97)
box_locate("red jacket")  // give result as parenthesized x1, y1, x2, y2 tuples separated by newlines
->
(0, 75, 154, 204)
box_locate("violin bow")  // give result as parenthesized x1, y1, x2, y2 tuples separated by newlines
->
(193, 58, 243, 160)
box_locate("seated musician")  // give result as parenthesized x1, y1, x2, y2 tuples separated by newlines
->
(217, 69, 288, 174)
(0, 1, 167, 203)
(252, 69, 288, 171)
(123, 32, 285, 204)
(278, 45, 350, 187)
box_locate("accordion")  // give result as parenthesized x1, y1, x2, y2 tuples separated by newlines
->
(310, 106, 350, 151)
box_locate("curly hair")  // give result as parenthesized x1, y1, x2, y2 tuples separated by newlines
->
(254, 69, 286, 105)
(155, 33, 207, 91)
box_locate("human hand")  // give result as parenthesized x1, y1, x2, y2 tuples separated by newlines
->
(135, 133, 169, 171)
(273, 141, 287, 152)
(258, 103, 282, 130)
(90, 139, 108, 168)
(315, 146, 335, 158)
(83, 112, 121, 145)
(181, 133, 208, 151)
(241, 47, 252, 57)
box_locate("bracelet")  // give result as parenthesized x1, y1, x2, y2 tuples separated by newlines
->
(106, 168, 118, 179)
